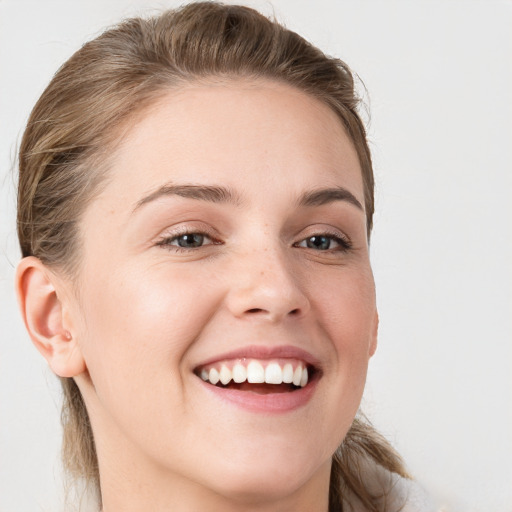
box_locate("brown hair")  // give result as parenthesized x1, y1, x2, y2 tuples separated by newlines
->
(17, 2, 408, 510)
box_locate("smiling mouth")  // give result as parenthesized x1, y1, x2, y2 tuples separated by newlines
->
(194, 359, 317, 395)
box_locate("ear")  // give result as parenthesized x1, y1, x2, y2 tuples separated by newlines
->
(15, 256, 86, 378)
(369, 310, 379, 358)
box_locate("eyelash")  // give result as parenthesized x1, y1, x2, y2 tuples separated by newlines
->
(156, 228, 352, 254)
(155, 228, 220, 253)
(294, 231, 352, 252)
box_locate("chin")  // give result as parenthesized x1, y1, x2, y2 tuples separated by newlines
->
(199, 448, 329, 505)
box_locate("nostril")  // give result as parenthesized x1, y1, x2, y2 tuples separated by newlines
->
(247, 308, 264, 314)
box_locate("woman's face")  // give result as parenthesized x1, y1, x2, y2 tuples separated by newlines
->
(69, 79, 377, 505)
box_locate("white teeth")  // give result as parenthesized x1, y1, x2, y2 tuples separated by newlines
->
(282, 363, 294, 383)
(209, 368, 220, 385)
(300, 367, 308, 387)
(219, 365, 232, 385)
(200, 360, 312, 388)
(232, 363, 247, 383)
(292, 366, 303, 386)
(265, 362, 283, 384)
(247, 361, 265, 383)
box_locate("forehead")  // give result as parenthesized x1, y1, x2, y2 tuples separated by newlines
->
(96, 79, 364, 212)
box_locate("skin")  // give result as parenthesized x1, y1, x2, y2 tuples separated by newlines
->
(16, 79, 378, 511)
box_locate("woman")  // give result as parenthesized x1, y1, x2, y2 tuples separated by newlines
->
(14, 2, 431, 511)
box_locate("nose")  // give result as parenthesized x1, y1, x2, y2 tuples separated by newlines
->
(224, 246, 311, 323)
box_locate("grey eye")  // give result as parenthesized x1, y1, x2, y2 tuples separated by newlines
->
(296, 233, 351, 252)
(302, 235, 334, 250)
(173, 233, 205, 248)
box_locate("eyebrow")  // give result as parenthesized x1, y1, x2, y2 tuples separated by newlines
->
(133, 183, 243, 212)
(297, 187, 363, 210)
(132, 183, 363, 213)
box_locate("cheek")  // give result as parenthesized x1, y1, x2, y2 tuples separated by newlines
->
(311, 264, 376, 351)
(76, 262, 223, 398)
(309, 265, 375, 423)
(303, 268, 375, 459)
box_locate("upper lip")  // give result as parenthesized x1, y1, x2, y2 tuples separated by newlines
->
(194, 344, 321, 370)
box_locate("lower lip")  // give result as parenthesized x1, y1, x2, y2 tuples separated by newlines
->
(196, 375, 319, 413)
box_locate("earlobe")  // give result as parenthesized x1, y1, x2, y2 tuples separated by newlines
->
(369, 311, 379, 358)
(15, 256, 86, 378)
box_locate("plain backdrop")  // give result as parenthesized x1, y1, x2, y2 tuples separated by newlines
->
(1, 1, 511, 511)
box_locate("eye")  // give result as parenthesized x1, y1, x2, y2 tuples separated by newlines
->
(296, 233, 351, 252)
(157, 231, 216, 250)
(173, 233, 208, 248)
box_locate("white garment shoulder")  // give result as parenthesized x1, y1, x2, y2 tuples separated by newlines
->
(343, 460, 438, 512)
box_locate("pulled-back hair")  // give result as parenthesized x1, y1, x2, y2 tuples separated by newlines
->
(17, 3, 408, 510)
